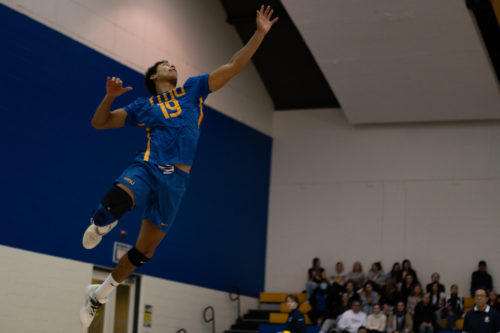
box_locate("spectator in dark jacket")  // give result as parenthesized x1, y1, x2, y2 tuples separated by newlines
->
(381, 278, 402, 306)
(309, 279, 330, 325)
(470, 260, 493, 297)
(413, 294, 437, 333)
(401, 274, 416, 304)
(402, 259, 419, 284)
(425, 272, 445, 294)
(443, 284, 463, 330)
(285, 294, 306, 333)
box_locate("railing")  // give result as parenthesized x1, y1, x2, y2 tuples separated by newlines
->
(203, 306, 215, 333)
(229, 285, 241, 321)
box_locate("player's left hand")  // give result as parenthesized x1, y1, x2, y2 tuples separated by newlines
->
(256, 5, 279, 35)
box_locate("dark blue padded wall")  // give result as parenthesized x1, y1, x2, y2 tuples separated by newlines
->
(0, 4, 271, 297)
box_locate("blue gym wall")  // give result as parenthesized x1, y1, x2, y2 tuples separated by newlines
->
(0, 4, 271, 297)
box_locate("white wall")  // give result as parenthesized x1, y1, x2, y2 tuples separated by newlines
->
(0, 245, 93, 332)
(138, 276, 257, 333)
(0, 0, 274, 136)
(266, 108, 500, 295)
(0, 245, 257, 333)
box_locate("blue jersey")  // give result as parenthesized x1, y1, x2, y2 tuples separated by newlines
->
(123, 74, 212, 165)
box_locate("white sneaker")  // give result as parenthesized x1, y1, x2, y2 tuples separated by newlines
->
(79, 284, 110, 328)
(82, 220, 118, 249)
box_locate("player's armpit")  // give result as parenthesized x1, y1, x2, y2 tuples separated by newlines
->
(93, 108, 128, 129)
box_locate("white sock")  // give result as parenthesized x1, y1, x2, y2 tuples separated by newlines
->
(95, 274, 119, 303)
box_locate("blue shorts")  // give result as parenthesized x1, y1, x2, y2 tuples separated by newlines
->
(115, 159, 190, 232)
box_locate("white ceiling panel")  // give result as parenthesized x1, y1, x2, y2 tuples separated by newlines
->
(282, 0, 500, 124)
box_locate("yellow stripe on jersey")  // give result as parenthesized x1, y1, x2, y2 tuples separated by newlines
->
(138, 123, 146, 127)
(144, 128, 152, 161)
(173, 86, 186, 98)
(198, 97, 204, 127)
(159, 103, 170, 119)
(156, 95, 162, 104)
(149, 97, 154, 106)
(162, 93, 169, 102)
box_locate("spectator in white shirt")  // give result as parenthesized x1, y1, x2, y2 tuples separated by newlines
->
(337, 300, 367, 333)
(366, 304, 386, 333)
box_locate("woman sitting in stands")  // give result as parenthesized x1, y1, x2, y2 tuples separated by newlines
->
(386, 301, 413, 333)
(401, 259, 419, 284)
(366, 262, 386, 291)
(380, 278, 402, 307)
(307, 257, 326, 298)
(406, 284, 424, 316)
(348, 261, 366, 289)
(284, 294, 306, 333)
(400, 274, 416, 304)
(488, 290, 500, 312)
(387, 262, 403, 286)
(360, 281, 380, 315)
(344, 280, 361, 303)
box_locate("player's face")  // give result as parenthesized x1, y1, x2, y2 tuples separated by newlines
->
(153, 61, 178, 83)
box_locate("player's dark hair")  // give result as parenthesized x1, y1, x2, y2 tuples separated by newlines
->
(144, 60, 167, 95)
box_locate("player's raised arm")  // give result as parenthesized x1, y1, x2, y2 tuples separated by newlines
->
(208, 5, 278, 92)
(91, 76, 133, 129)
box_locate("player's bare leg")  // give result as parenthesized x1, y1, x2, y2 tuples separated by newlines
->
(80, 219, 165, 327)
(111, 219, 166, 282)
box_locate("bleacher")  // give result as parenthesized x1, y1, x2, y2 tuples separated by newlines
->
(225, 292, 479, 333)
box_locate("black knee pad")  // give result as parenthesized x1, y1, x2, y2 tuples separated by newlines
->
(101, 185, 133, 219)
(127, 247, 150, 267)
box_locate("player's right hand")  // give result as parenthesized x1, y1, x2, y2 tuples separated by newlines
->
(106, 76, 133, 97)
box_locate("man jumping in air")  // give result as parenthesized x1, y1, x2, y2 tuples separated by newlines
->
(80, 5, 278, 328)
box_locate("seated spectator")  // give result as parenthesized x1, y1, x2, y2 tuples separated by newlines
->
(366, 262, 386, 291)
(348, 262, 366, 290)
(443, 284, 463, 330)
(337, 300, 367, 333)
(317, 282, 344, 333)
(488, 290, 500, 312)
(407, 284, 424, 316)
(380, 278, 402, 306)
(429, 282, 445, 326)
(338, 292, 353, 314)
(387, 300, 413, 333)
(382, 302, 394, 318)
(425, 272, 445, 294)
(359, 281, 380, 315)
(285, 294, 306, 333)
(309, 279, 330, 325)
(331, 261, 347, 285)
(470, 260, 493, 297)
(387, 262, 403, 286)
(307, 257, 326, 298)
(344, 280, 361, 303)
(413, 293, 437, 333)
(366, 304, 386, 333)
(401, 274, 416, 303)
(402, 259, 419, 284)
